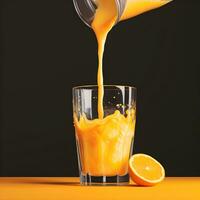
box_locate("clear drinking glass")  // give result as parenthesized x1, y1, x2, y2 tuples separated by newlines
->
(73, 85, 136, 185)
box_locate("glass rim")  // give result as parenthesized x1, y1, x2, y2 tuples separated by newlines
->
(73, 84, 137, 90)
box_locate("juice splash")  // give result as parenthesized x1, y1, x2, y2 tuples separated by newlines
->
(74, 0, 172, 176)
(74, 109, 136, 176)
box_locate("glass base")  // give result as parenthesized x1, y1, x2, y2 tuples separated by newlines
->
(80, 173, 129, 186)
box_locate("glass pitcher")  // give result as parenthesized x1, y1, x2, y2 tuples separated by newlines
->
(73, 0, 127, 27)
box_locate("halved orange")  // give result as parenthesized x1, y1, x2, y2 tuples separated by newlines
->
(129, 154, 165, 186)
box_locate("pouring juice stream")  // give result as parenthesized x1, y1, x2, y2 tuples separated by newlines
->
(92, 0, 172, 119)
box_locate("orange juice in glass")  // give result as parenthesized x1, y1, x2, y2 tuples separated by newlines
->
(73, 85, 136, 185)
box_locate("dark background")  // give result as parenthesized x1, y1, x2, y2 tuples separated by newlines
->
(1, 0, 200, 177)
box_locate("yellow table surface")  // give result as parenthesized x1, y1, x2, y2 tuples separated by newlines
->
(0, 177, 200, 200)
